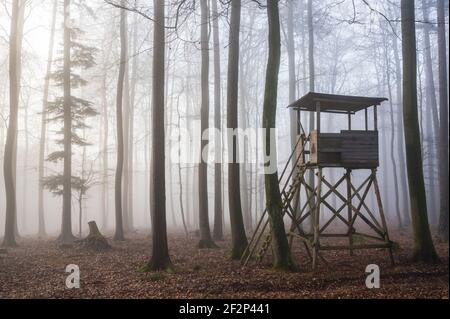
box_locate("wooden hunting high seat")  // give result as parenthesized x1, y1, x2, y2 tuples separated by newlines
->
(242, 92, 395, 270)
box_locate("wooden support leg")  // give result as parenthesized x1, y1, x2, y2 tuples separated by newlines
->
(346, 169, 354, 256)
(312, 168, 322, 271)
(288, 179, 302, 249)
(373, 170, 395, 266)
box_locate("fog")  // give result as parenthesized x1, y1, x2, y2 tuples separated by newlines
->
(0, 0, 447, 239)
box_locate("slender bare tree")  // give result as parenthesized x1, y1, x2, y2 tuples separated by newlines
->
(114, 3, 127, 241)
(437, 0, 448, 241)
(198, 0, 217, 248)
(146, 0, 173, 271)
(212, 0, 223, 241)
(263, 0, 296, 271)
(38, 0, 58, 238)
(3, 0, 23, 247)
(400, 0, 438, 263)
(227, 0, 248, 259)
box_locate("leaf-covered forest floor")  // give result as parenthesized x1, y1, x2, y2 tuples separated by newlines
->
(0, 227, 448, 299)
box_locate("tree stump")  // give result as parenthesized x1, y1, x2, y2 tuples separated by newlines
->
(77, 221, 111, 251)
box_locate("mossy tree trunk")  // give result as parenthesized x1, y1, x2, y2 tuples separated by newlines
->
(262, 0, 296, 272)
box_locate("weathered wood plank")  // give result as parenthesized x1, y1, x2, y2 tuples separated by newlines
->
(319, 243, 391, 251)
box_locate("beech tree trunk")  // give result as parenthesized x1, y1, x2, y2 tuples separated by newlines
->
(287, 0, 297, 146)
(239, 56, 251, 231)
(227, 0, 248, 259)
(101, 54, 109, 231)
(3, 0, 21, 247)
(176, 96, 188, 236)
(127, 14, 138, 231)
(114, 3, 127, 241)
(392, 31, 411, 225)
(286, 0, 300, 219)
(212, 0, 223, 241)
(146, 0, 172, 271)
(122, 28, 131, 232)
(437, 0, 449, 242)
(263, 0, 295, 271)
(198, 0, 216, 249)
(383, 32, 402, 228)
(307, 0, 315, 231)
(400, 0, 438, 263)
(421, 0, 440, 223)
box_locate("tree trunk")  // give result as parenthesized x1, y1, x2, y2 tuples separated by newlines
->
(286, 0, 301, 218)
(423, 83, 436, 222)
(12, 0, 25, 240)
(128, 14, 138, 232)
(176, 96, 188, 236)
(400, 0, 438, 263)
(287, 0, 297, 147)
(307, 0, 315, 99)
(78, 195, 83, 238)
(58, 0, 75, 243)
(167, 69, 177, 227)
(80, 126, 87, 236)
(198, 0, 216, 249)
(122, 32, 131, 232)
(146, 72, 153, 232)
(383, 32, 402, 228)
(185, 75, 194, 230)
(146, 0, 173, 271)
(239, 56, 251, 231)
(212, 0, 223, 241)
(21, 95, 29, 233)
(3, 0, 21, 247)
(392, 31, 411, 225)
(37, 0, 57, 238)
(437, 0, 449, 242)
(101, 56, 109, 231)
(421, 0, 440, 224)
(307, 0, 315, 232)
(227, 0, 248, 259)
(300, 0, 307, 96)
(263, 0, 296, 271)
(114, 3, 127, 242)
(380, 106, 391, 212)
